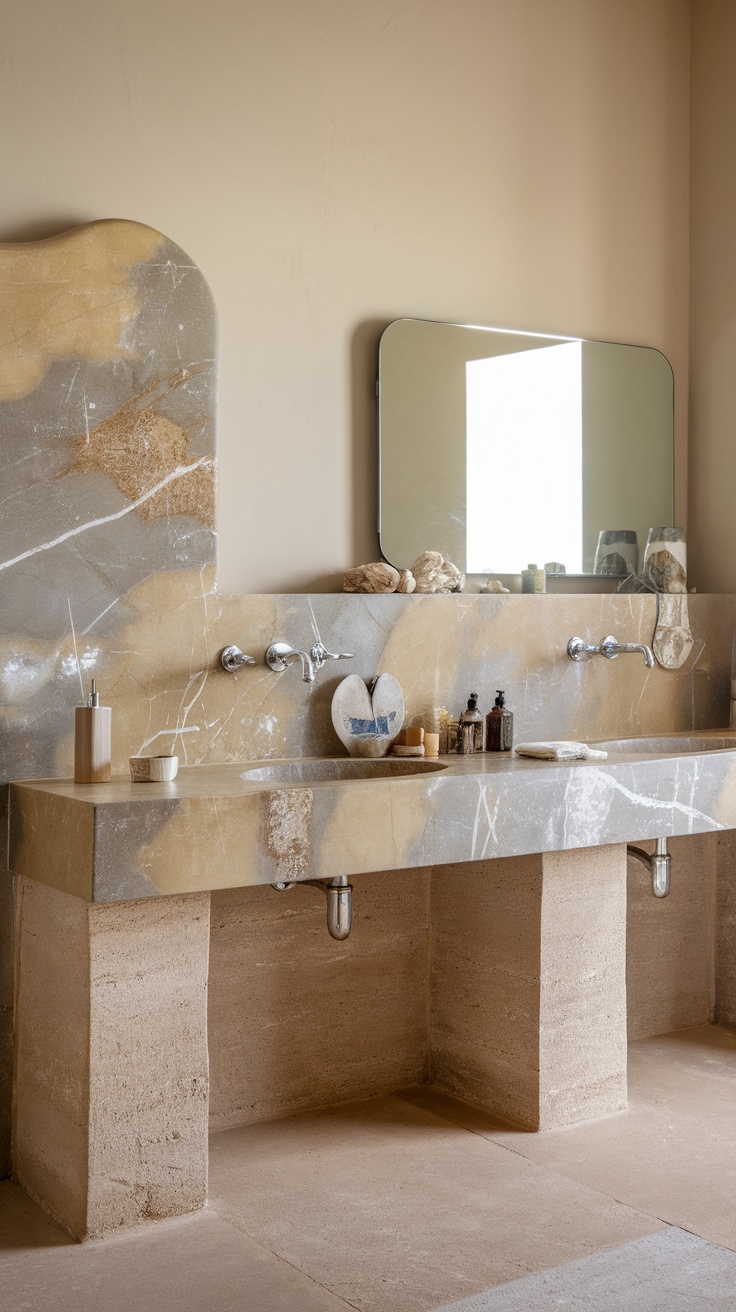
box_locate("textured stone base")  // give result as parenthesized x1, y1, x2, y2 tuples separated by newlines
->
(13, 880, 210, 1239)
(716, 830, 736, 1025)
(208, 872, 430, 1130)
(628, 832, 716, 1040)
(430, 847, 628, 1129)
(0, 858, 14, 1179)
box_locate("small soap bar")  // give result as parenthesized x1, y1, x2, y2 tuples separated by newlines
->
(391, 744, 425, 757)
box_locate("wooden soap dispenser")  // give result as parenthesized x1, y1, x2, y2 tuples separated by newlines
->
(74, 679, 112, 783)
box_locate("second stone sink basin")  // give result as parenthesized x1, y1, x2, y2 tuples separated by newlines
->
(240, 757, 449, 783)
(593, 734, 736, 755)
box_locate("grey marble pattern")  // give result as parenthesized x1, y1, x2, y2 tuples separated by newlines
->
(0, 220, 218, 1175)
(9, 739, 736, 902)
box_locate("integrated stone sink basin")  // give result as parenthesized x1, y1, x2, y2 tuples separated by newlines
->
(239, 757, 448, 783)
(10, 735, 736, 904)
(593, 734, 736, 755)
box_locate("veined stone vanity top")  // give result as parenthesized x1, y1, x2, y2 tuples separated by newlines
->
(9, 730, 736, 903)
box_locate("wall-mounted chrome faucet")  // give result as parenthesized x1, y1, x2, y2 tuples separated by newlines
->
(220, 639, 354, 683)
(309, 641, 355, 672)
(265, 642, 315, 683)
(567, 634, 655, 668)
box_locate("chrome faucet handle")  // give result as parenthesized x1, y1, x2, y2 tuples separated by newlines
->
(220, 645, 257, 673)
(309, 641, 355, 671)
(265, 642, 315, 683)
(567, 636, 599, 661)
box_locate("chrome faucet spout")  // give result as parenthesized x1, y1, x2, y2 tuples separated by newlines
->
(599, 636, 655, 667)
(603, 639, 655, 668)
(265, 642, 315, 683)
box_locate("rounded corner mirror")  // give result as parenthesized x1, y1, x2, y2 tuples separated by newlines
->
(378, 318, 674, 580)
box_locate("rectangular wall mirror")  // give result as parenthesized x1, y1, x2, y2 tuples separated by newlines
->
(377, 319, 674, 579)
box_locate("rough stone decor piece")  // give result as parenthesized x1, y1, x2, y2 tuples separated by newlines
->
(331, 673, 404, 757)
(343, 562, 408, 593)
(342, 551, 463, 594)
(411, 551, 464, 593)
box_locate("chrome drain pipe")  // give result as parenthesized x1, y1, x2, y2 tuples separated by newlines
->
(273, 875, 353, 940)
(627, 837, 671, 898)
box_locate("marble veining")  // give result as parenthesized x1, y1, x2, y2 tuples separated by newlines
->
(0, 220, 217, 1172)
(10, 737, 736, 902)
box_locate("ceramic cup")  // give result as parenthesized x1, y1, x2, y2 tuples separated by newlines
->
(593, 530, 638, 577)
(129, 754, 179, 782)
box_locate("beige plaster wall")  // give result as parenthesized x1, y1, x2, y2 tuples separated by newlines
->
(0, 0, 690, 592)
(689, 0, 736, 592)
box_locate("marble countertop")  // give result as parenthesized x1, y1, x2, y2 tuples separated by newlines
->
(9, 732, 736, 902)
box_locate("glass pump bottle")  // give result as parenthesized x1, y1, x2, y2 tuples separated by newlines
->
(486, 689, 513, 752)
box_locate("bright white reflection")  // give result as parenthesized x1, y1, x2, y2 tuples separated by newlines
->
(466, 342, 583, 574)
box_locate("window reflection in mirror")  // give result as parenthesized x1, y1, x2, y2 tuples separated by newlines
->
(378, 319, 674, 579)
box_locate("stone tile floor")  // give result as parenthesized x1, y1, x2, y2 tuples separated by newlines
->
(1, 1025, 735, 1311)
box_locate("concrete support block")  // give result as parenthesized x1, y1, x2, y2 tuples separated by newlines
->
(430, 845, 628, 1129)
(13, 879, 210, 1239)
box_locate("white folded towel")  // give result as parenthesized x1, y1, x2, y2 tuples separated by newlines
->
(514, 741, 608, 761)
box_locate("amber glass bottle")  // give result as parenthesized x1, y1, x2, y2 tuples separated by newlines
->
(486, 690, 513, 752)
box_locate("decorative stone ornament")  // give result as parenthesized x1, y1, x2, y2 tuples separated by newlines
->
(331, 672, 404, 757)
(410, 551, 464, 593)
(343, 562, 400, 593)
(652, 594, 694, 670)
(342, 553, 463, 594)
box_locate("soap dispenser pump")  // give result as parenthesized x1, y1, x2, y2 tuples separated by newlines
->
(486, 689, 513, 752)
(74, 679, 112, 783)
(459, 693, 484, 754)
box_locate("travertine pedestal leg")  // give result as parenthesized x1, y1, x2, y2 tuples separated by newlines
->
(716, 830, 736, 1025)
(13, 879, 210, 1240)
(430, 845, 628, 1129)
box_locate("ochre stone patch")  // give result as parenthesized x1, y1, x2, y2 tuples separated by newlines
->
(0, 220, 163, 401)
(263, 788, 313, 881)
(65, 369, 215, 528)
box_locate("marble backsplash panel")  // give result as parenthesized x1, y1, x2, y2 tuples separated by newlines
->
(0, 219, 217, 1175)
(63, 579, 735, 772)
